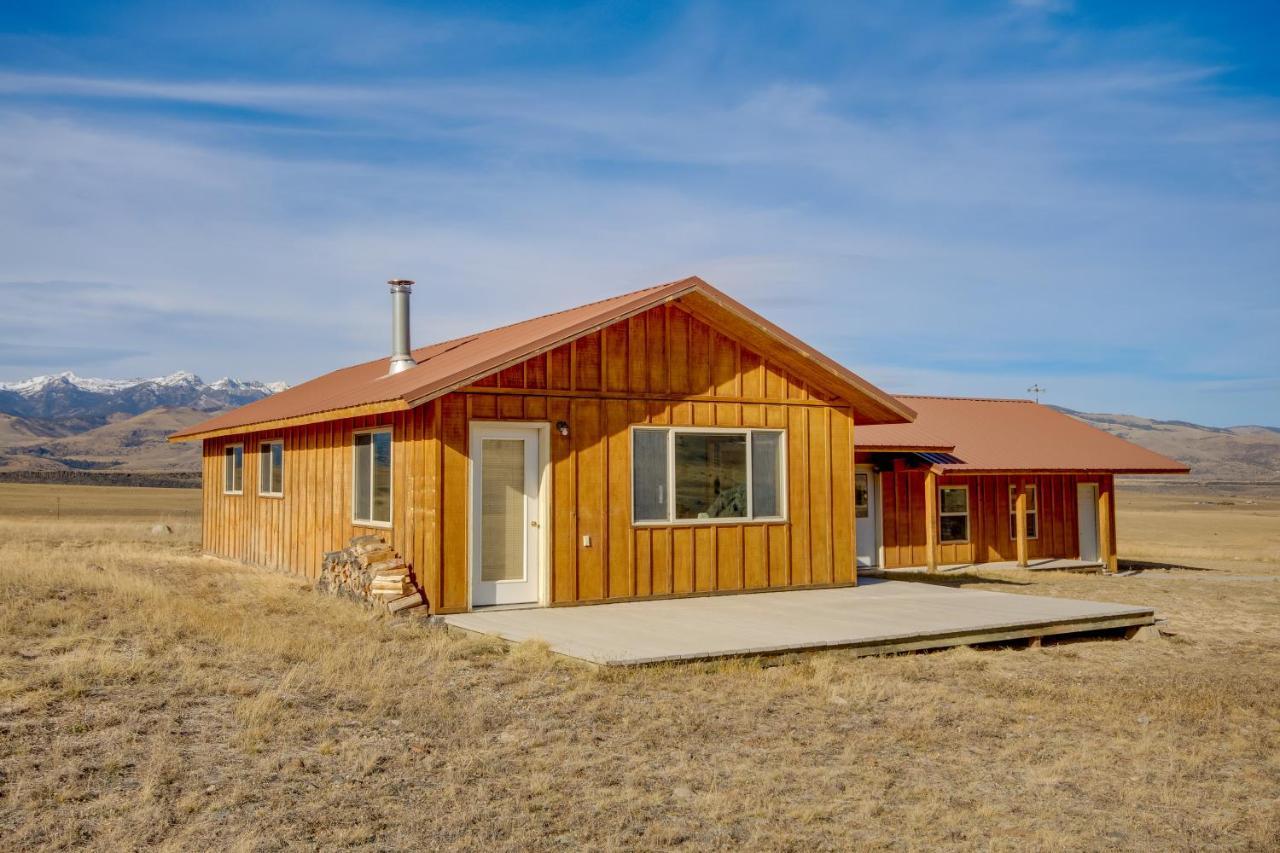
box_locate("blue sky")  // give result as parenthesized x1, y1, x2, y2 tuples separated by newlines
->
(1, 1, 1277, 426)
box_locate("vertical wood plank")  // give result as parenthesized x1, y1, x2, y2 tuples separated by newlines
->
(627, 315, 647, 394)
(662, 306, 686, 395)
(573, 398, 605, 599)
(548, 396, 576, 603)
(647, 307, 667, 394)
(604, 400, 632, 598)
(604, 322, 629, 393)
(788, 405, 810, 585)
(575, 332, 602, 391)
(441, 394, 469, 610)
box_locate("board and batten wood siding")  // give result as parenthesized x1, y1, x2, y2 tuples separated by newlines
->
(201, 301, 859, 613)
(877, 470, 1117, 568)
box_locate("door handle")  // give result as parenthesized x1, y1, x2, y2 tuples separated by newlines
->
(530, 520, 540, 528)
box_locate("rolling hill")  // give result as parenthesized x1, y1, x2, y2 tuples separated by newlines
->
(1055, 407, 1280, 483)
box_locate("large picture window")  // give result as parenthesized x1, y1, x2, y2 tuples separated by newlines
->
(939, 486, 969, 543)
(353, 429, 392, 525)
(223, 444, 243, 495)
(1009, 484, 1038, 539)
(258, 440, 284, 496)
(631, 427, 786, 524)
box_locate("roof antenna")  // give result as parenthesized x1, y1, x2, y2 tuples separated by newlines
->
(1027, 384, 1045, 403)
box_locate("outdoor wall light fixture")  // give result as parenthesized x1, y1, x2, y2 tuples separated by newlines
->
(556, 420, 570, 437)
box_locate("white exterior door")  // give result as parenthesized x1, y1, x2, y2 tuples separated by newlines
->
(1077, 483, 1100, 563)
(470, 425, 543, 607)
(855, 465, 879, 567)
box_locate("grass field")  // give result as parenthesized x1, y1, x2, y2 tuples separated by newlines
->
(1, 482, 1278, 850)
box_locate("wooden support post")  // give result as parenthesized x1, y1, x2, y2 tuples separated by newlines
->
(924, 469, 939, 573)
(1099, 477, 1117, 573)
(1014, 479, 1029, 568)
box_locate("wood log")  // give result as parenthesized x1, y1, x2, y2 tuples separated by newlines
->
(387, 592, 424, 613)
(358, 549, 397, 567)
(367, 559, 405, 574)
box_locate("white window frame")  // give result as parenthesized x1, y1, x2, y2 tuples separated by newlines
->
(1009, 483, 1039, 540)
(223, 444, 244, 495)
(258, 439, 284, 498)
(352, 427, 393, 528)
(938, 485, 969, 544)
(630, 425, 788, 527)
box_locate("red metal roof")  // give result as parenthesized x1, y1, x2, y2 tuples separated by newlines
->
(172, 276, 915, 441)
(858, 395, 1190, 475)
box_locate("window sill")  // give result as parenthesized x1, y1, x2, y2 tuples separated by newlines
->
(258, 492, 284, 499)
(223, 491, 243, 496)
(353, 520, 393, 530)
(633, 517, 787, 529)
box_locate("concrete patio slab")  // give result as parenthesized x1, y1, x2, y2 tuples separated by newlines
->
(442, 579, 1155, 666)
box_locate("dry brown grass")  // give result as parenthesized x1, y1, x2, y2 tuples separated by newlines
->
(1, 483, 1279, 851)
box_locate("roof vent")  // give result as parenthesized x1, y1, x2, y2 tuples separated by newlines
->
(387, 279, 415, 375)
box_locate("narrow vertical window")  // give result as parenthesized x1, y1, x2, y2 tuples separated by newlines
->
(223, 445, 243, 494)
(1009, 484, 1038, 539)
(259, 440, 284, 496)
(353, 429, 392, 525)
(939, 486, 969, 543)
(632, 428, 669, 522)
(750, 430, 783, 519)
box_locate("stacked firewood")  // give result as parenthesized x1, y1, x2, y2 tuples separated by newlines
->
(318, 535, 426, 616)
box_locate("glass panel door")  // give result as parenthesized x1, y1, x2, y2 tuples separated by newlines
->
(480, 439, 527, 583)
(470, 425, 543, 607)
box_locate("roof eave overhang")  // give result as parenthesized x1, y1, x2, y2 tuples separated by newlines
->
(168, 399, 411, 443)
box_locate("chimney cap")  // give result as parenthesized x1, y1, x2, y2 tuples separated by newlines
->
(388, 278, 414, 289)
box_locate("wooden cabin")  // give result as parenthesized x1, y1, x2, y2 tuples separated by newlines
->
(171, 277, 916, 612)
(171, 276, 1187, 613)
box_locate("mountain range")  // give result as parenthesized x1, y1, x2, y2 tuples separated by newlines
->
(0, 372, 285, 473)
(0, 371, 1276, 482)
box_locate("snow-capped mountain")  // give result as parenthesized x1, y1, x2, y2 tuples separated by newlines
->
(0, 370, 287, 424)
